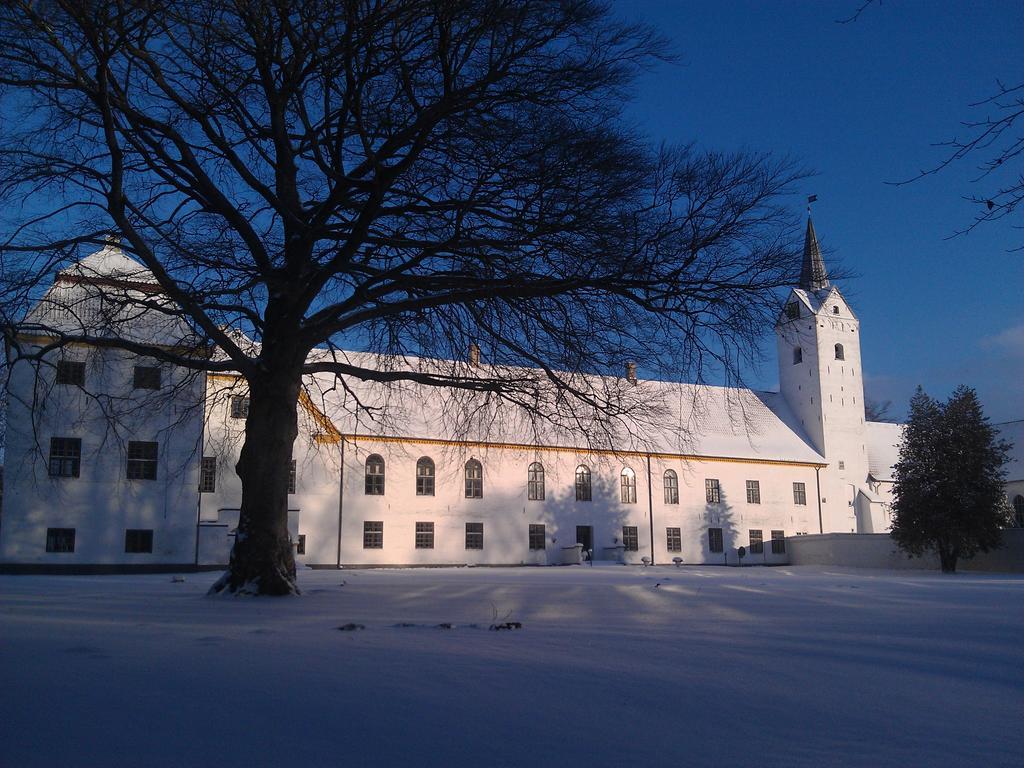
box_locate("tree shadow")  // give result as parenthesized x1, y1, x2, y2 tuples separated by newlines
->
(703, 485, 740, 566)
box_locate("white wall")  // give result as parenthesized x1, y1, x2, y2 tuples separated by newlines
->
(328, 437, 819, 567)
(787, 531, 1024, 572)
(777, 288, 869, 534)
(0, 357, 826, 570)
(0, 347, 204, 564)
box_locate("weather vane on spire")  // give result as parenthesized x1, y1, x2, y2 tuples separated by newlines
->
(807, 194, 818, 216)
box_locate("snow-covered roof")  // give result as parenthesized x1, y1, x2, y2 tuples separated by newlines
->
(295, 352, 826, 465)
(21, 243, 194, 348)
(866, 421, 902, 482)
(787, 286, 858, 322)
(58, 240, 158, 286)
(858, 486, 886, 504)
(995, 420, 1024, 482)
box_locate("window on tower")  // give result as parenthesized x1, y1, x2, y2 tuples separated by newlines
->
(832, 305, 840, 315)
(793, 347, 803, 365)
(784, 303, 800, 320)
(834, 343, 845, 360)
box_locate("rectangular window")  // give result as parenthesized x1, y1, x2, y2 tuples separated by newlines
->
(416, 474, 434, 496)
(746, 480, 761, 504)
(622, 525, 639, 552)
(46, 527, 76, 553)
(124, 529, 153, 554)
(56, 360, 85, 387)
(48, 437, 81, 478)
(363, 521, 383, 549)
(465, 461, 483, 498)
(575, 469, 592, 501)
(229, 395, 250, 419)
(664, 472, 679, 504)
(416, 461, 434, 496)
(132, 365, 161, 390)
(465, 522, 484, 550)
(838, 460, 846, 470)
(620, 472, 637, 504)
(199, 457, 217, 493)
(705, 478, 721, 504)
(785, 302, 800, 320)
(527, 464, 545, 501)
(666, 527, 681, 552)
(793, 482, 807, 505)
(528, 523, 546, 551)
(287, 459, 297, 494)
(126, 441, 158, 480)
(415, 522, 435, 549)
(749, 529, 763, 554)
(296, 534, 306, 555)
(771, 530, 786, 554)
(708, 527, 723, 553)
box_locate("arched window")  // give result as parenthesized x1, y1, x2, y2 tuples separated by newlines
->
(834, 343, 845, 360)
(365, 454, 385, 495)
(575, 465, 592, 501)
(416, 457, 435, 496)
(793, 347, 803, 365)
(620, 467, 636, 504)
(527, 462, 545, 500)
(1014, 495, 1024, 528)
(465, 459, 483, 499)
(832, 305, 840, 315)
(664, 469, 679, 505)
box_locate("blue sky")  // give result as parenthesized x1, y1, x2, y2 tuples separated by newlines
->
(614, 0, 1023, 422)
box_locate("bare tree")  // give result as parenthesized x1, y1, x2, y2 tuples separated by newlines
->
(895, 79, 1023, 243)
(839, 1, 1022, 245)
(0, 0, 806, 595)
(865, 397, 895, 423)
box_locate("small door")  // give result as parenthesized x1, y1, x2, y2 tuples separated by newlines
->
(576, 525, 593, 552)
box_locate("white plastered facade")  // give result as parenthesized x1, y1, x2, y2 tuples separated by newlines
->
(2, 226, 915, 569)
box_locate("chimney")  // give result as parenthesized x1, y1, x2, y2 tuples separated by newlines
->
(625, 361, 637, 382)
(468, 342, 481, 367)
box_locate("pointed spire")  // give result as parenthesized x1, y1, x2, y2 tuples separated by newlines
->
(799, 216, 830, 291)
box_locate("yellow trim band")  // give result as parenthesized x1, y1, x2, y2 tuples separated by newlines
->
(340, 433, 825, 468)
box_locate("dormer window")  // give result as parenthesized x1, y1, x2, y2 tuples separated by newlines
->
(834, 343, 845, 360)
(832, 305, 840, 315)
(784, 303, 800, 320)
(793, 347, 803, 365)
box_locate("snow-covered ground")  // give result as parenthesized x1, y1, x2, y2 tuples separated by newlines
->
(2, 565, 1021, 768)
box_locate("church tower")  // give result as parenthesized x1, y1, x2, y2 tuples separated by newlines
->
(776, 217, 868, 533)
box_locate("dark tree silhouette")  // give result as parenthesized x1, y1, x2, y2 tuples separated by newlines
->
(864, 397, 895, 423)
(0, 0, 806, 594)
(890, 386, 1011, 572)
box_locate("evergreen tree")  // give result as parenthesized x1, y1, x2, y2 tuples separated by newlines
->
(890, 386, 1012, 572)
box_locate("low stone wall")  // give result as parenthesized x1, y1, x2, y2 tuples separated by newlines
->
(787, 530, 1024, 573)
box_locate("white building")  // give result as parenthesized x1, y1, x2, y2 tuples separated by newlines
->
(6, 219, 994, 571)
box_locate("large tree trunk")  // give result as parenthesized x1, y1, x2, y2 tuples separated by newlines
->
(937, 545, 958, 574)
(209, 363, 304, 596)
